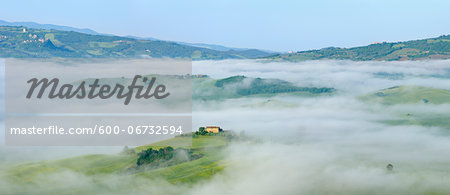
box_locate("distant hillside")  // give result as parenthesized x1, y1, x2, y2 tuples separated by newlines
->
(193, 75, 335, 100)
(0, 20, 269, 53)
(174, 41, 275, 53)
(0, 19, 101, 35)
(359, 85, 450, 105)
(268, 35, 450, 61)
(0, 26, 271, 59)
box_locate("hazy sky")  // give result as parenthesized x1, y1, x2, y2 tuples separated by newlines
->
(1, 0, 449, 51)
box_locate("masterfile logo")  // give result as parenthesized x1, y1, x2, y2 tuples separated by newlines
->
(26, 75, 170, 105)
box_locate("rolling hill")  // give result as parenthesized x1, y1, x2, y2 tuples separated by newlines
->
(0, 19, 101, 35)
(193, 75, 335, 100)
(268, 35, 450, 61)
(359, 85, 450, 105)
(0, 19, 269, 53)
(2, 22, 449, 61)
(2, 135, 230, 194)
(0, 26, 271, 59)
(360, 86, 450, 129)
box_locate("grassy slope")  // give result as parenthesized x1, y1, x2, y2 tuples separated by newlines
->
(193, 76, 334, 100)
(359, 86, 450, 105)
(3, 136, 228, 187)
(360, 86, 450, 129)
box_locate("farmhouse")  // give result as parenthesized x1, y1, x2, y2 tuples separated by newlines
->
(206, 126, 223, 133)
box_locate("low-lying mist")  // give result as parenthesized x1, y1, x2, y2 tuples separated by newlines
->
(1, 59, 450, 194)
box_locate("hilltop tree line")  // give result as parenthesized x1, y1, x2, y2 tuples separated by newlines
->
(215, 76, 335, 96)
(136, 147, 202, 167)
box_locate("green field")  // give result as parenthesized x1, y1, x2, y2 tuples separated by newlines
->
(359, 85, 450, 129)
(193, 75, 334, 100)
(359, 85, 450, 105)
(0, 135, 230, 194)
